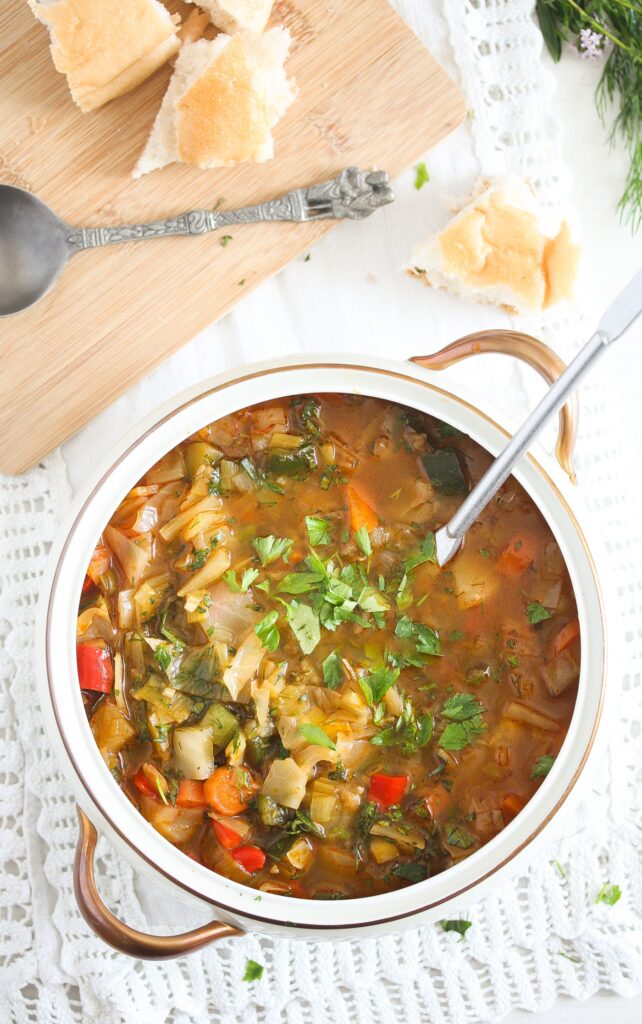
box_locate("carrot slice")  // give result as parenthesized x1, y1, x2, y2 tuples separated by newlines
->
(496, 535, 539, 577)
(176, 780, 207, 808)
(422, 784, 451, 820)
(550, 617, 580, 658)
(346, 484, 378, 534)
(87, 541, 112, 585)
(501, 793, 526, 823)
(203, 766, 258, 816)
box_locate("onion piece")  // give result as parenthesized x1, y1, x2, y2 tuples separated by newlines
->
(177, 547, 231, 596)
(503, 700, 560, 732)
(144, 450, 185, 485)
(104, 526, 152, 587)
(159, 495, 223, 542)
(204, 585, 261, 646)
(222, 630, 265, 701)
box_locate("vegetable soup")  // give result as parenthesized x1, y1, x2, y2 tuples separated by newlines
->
(77, 395, 580, 899)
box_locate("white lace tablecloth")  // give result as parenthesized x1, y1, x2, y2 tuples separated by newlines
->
(2, 2, 641, 1022)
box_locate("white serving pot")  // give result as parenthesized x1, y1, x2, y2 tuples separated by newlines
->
(37, 331, 607, 958)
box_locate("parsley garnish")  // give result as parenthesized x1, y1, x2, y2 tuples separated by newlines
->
(395, 615, 441, 656)
(527, 601, 553, 624)
(354, 526, 372, 557)
(440, 918, 472, 939)
(359, 666, 399, 705)
(222, 567, 259, 593)
(255, 610, 280, 652)
(438, 693, 486, 750)
(305, 515, 332, 547)
(243, 959, 264, 982)
(285, 600, 320, 654)
(596, 883, 621, 906)
(220, 235, 233, 247)
(371, 697, 433, 755)
(252, 534, 293, 566)
(531, 754, 555, 778)
(322, 649, 343, 689)
(391, 862, 428, 883)
(403, 531, 437, 572)
(414, 161, 430, 189)
(298, 723, 336, 750)
(444, 823, 475, 849)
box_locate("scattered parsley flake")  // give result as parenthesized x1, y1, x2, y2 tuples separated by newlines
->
(322, 649, 343, 689)
(305, 515, 332, 547)
(354, 526, 372, 557)
(298, 723, 336, 750)
(255, 610, 280, 652)
(527, 600, 553, 624)
(243, 959, 264, 982)
(531, 754, 555, 779)
(440, 918, 472, 939)
(252, 534, 293, 566)
(596, 883, 622, 906)
(414, 161, 430, 189)
(220, 235, 233, 247)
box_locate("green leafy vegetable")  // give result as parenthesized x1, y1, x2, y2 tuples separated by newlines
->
(371, 698, 433, 755)
(527, 600, 553, 624)
(440, 692, 485, 721)
(392, 861, 428, 883)
(255, 610, 280, 652)
(252, 535, 293, 566)
(285, 600, 320, 654)
(531, 754, 556, 778)
(354, 526, 372, 557)
(322, 649, 343, 689)
(285, 808, 325, 838)
(243, 959, 264, 982)
(358, 585, 391, 613)
(278, 570, 325, 594)
(395, 615, 441, 656)
(440, 918, 472, 939)
(403, 531, 437, 573)
(298, 723, 336, 750)
(305, 515, 332, 546)
(359, 666, 399, 706)
(222, 567, 259, 593)
(596, 882, 622, 906)
(443, 823, 475, 849)
(414, 161, 430, 190)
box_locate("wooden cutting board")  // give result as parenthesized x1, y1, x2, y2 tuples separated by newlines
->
(0, 0, 464, 474)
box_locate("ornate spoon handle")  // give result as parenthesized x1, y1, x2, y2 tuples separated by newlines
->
(64, 168, 394, 253)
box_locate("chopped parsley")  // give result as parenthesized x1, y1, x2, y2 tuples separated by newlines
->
(358, 666, 399, 706)
(438, 693, 486, 751)
(322, 649, 343, 689)
(531, 754, 555, 778)
(391, 862, 428, 883)
(596, 883, 621, 906)
(403, 531, 437, 572)
(305, 515, 332, 547)
(395, 615, 441, 656)
(414, 161, 430, 189)
(222, 567, 259, 593)
(255, 610, 280, 652)
(243, 959, 264, 982)
(298, 723, 336, 750)
(440, 918, 472, 939)
(285, 600, 320, 654)
(527, 600, 553, 624)
(219, 234, 233, 247)
(444, 823, 475, 849)
(354, 526, 372, 557)
(252, 534, 293, 566)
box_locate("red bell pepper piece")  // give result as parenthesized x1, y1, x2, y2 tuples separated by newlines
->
(132, 769, 159, 800)
(76, 643, 113, 693)
(368, 772, 408, 808)
(231, 844, 266, 873)
(211, 820, 244, 850)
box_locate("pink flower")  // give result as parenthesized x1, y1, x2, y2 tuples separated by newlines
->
(579, 27, 604, 60)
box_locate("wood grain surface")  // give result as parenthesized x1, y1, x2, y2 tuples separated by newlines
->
(0, 0, 464, 474)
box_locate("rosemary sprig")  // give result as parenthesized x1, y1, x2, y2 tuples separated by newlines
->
(536, 0, 642, 231)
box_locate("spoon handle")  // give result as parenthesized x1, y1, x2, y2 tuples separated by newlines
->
(64, 168, 394, 253)
(434, 268, 642, 566)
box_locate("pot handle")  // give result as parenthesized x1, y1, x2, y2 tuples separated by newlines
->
(74, 807, 242, 959)
(410, 329, 578, 482)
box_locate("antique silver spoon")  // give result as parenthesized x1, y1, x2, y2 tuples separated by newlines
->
(0, 167, 394, 316)
(433, 268, 642, 566)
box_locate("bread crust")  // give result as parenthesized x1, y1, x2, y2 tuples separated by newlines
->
(29, 0, 180, 112)
(185, 0, 274, 35)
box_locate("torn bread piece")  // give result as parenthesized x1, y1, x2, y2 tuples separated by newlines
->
(406, 177, 580, 314)
(134, 29, 296, 177)
(185, 0, 274, 34)
(29, 0, 181, 113)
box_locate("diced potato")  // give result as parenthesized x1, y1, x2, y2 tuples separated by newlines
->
(261, 757, 308, 809)
(173, 724, 216, 780)
(453, 555, 500, 610)
(370, 838, 398, 864)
